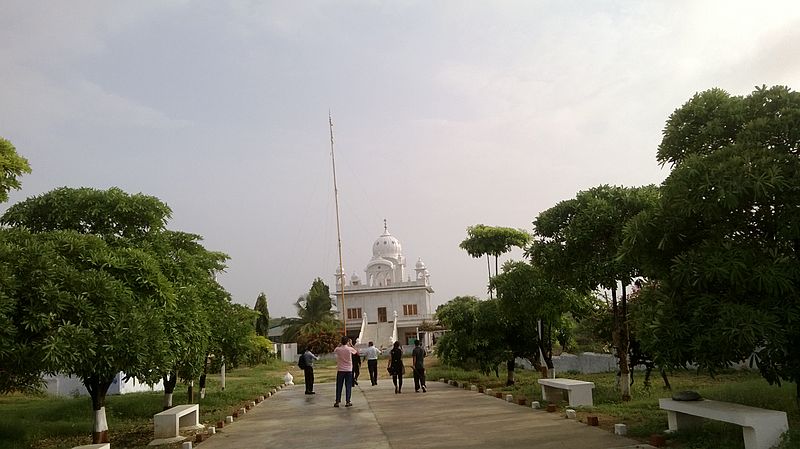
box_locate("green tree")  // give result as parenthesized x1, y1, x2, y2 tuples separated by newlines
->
(435, 296, 508, 375)
(254, 292, 270, 337)
(0, 137, 31, 203)
(460, 224, 530, 299)
(281, 278, 341, 343)
(491, 260, 590, 383)
(622, 85, 800, 403)
(0, 187, 241, 442)
(141, 230, 229, 408)
(0, 228, 171, 443)
(529, 184, 657, 400)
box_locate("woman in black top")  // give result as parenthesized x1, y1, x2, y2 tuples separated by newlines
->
(388, 341, 405, 394)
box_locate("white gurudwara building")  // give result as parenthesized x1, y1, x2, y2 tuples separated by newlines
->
(334, 222, 434, 349)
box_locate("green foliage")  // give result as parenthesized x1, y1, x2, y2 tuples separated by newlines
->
(459, 224, 531, 260)
(0, 137, 31, 203)
(529, 184, 658, 292)
(281, 278, 341, 343)
(460, 224, 531, 296)
(491, 260, 592, 367)
(254, 292, 270, 337)
(243, 334, 274, 366)
(2, 186, 171, 239)
(622, 85, 800, 394)
(0, 228, 172, 393)
(436, 296, 508, 374)
(297, 328, 340, 354)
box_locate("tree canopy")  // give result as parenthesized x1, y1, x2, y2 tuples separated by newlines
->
(460, 224, 530, 297)
(529, 184, 658, 399)
(0, 186, 249, 442)
(254, 292, 270, 338)
(0, 137, 31, 203)
(622, 85, 800, 400)
(281, 278, 341, 345)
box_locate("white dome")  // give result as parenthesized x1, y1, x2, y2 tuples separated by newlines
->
(351, 273, 361, 282)
(415, 257, 426, 269)
(372, 230, 402, 260)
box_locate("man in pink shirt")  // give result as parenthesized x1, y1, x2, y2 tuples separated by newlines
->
(333, 336, 359, 407)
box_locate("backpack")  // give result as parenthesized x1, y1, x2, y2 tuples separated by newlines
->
(298, 354, 307, 369)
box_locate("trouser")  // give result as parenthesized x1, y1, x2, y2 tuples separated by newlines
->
(392, 373, 403, 392)
(353, 364, 360, 384)
(367, 359, 378, 385)
(413, 367, 426, 391)
(335, 371, 354, 403)
(304, 366, 314, 393)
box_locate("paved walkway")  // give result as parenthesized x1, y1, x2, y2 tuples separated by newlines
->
(198, 380, 649, 449)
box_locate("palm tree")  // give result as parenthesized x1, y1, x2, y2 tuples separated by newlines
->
(281, 278, 341, 342)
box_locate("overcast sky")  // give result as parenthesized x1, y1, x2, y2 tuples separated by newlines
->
(2, 1, 799, 318)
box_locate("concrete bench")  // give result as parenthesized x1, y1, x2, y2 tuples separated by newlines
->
(72, 445, 110, 449)
(659, 398, 788, 449)
(152, 404, 203, 441)
(538, 378, 595, 407)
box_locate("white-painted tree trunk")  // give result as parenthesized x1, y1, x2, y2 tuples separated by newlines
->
(93, 407, 108, 443)
(163, 393, 173, 409)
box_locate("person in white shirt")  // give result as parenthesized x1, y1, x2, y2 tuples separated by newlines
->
(364, 341, 381, 386)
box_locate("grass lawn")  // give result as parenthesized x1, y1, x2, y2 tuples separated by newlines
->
(0, 358, 312, 449)
(427, 358, 800, 449)
(4, 355, 798, 449)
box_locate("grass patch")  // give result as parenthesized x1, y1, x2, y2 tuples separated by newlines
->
(427, 359, 800, 449)
(0, 359, 292, 449)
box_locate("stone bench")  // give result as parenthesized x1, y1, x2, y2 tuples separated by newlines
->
(151, 404, 203, 444)
(72, 445, 110, 449)
(538, 378, 595, 407)
(659, 398, 788, 449)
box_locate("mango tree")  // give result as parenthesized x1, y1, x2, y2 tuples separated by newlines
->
(1, 187, 176, 443)
(529, 184, 657, 400)
(0, 228, 171, 443)
(622, 85, 800, 404)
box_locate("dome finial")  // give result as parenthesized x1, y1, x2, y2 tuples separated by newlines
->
(383, 218, 388, 233)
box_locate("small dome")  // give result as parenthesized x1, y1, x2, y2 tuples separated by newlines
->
(415, 258, 426, 269)
(372, 230, 402, 260)
(351, 273, 361, 282)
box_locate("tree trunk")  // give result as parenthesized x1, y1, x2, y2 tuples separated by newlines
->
(506, 359, 515, 386)
(611, 286, 631, 401)
(487, 255, 493, 299)
(539, 320, 555, 378)
(188, 380, 194, 404)
(84, 375, 113, 444)
(660, 369, 672, 390)
(620, 283, 631, 401)
(199, 353, 210, 399)
(163, 371, 178, 410)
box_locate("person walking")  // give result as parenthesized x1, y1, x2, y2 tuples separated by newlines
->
(352, 349, 362, 386)
(302, 345, 319, 395)
(412, 339, 427, 393)
(333, 336, 358, 407)
(388, 341, 405, 394)
(364, 341, 380, 386)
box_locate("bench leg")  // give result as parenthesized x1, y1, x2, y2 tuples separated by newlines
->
(178, 410, 199, 430)
(742, 422, 788, 449)
(541, 385, 563, 403)
(154, 416, 179, 439)
(567, 387, 593, 407)
(666, 411, 704, 432)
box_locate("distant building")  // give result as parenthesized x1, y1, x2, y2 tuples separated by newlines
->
(334, 222, 434, 349)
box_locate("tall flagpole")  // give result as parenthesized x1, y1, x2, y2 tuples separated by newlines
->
(329, 111, 346, 335)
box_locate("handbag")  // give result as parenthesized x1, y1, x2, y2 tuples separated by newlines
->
(387, 365, 394, 375)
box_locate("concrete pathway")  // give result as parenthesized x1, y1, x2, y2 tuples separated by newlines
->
(198, 380, 650, 449)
